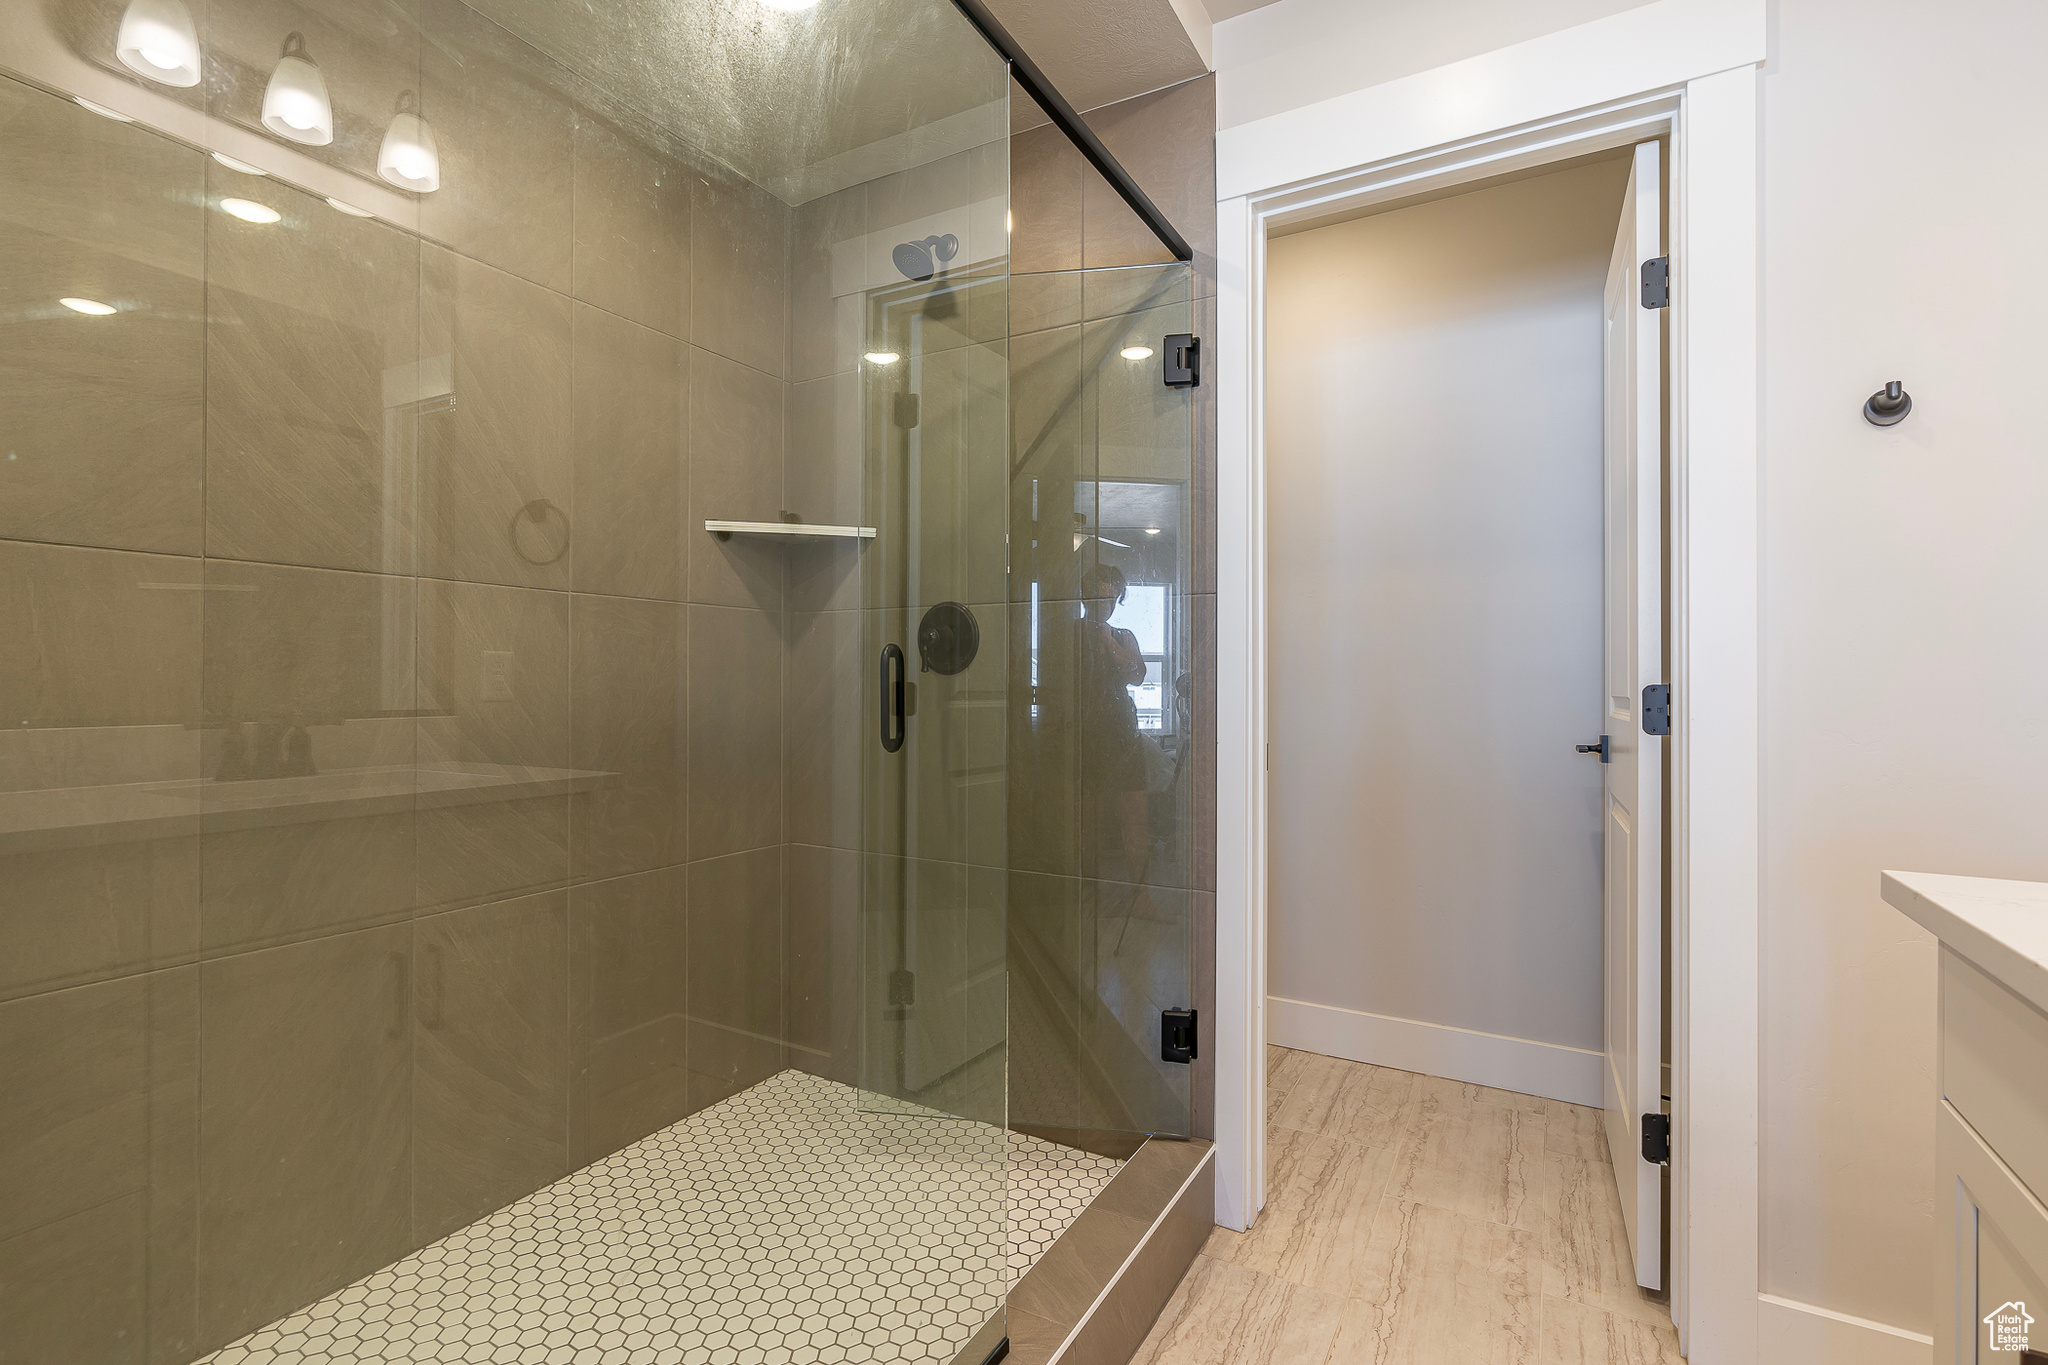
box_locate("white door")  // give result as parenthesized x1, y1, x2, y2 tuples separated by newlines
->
(1600, 139, 1665, 1291)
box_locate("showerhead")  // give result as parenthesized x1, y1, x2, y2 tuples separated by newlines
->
(891, 233, 958, 283)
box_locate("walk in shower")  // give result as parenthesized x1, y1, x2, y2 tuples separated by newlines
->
(0, 0, 1200, 1359)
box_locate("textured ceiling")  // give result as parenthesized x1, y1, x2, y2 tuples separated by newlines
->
(465, 0, 1211, 195)
(981, 0, 1208, 117)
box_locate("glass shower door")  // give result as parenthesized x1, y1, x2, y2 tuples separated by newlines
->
(1008, 262, 1199, 1144)
(853, 165, 1013, 1358)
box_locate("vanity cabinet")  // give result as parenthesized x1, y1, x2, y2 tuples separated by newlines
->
(1885, 872, 2048, 1365)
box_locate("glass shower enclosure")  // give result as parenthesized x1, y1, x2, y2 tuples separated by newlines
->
(0, 0, 1195, 1357)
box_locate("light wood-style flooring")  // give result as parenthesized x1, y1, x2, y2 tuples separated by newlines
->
(1130, 1047, 1685, 1365)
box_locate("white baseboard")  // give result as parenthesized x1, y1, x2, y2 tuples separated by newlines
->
(1267, 996, 1604, 1107)
(1758, 1292, 1932, 1365)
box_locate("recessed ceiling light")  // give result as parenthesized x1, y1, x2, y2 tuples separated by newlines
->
(211, 152, 266, 176)
(60, 297, 118, 315)
(1120, 345, 1154, 361)
(326, 197, 375, 218)
(864, 351, 901, 365)
(75, 97, 134, 122)
(219, 197, 282, 224)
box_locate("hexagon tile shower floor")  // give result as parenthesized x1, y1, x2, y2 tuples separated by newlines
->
(197, 1070, 1123, 1365)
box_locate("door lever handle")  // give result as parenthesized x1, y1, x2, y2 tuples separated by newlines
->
(1576, 736, 1611, 763)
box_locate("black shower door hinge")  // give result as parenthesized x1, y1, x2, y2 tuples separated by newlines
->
(1161, 1007, 1198, 1063)
(1641, 683, 1671, 736)
(1163, 333, 1200, 388)
(1641, 256, 1670, 308)
(1641, 1112, 1671, 1164)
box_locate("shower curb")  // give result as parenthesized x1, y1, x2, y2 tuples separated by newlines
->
(955, 1136, 1216, 1365)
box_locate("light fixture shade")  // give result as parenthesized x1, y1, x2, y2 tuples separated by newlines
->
(115, 0, 201, 87)
(377, 92, 439, 192)
(261, 34, 333, 145)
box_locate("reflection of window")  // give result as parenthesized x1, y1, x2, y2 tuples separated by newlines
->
(1110, 585, 1171, 731)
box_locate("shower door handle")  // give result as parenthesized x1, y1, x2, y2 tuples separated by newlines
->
(880, 643, 906, 753)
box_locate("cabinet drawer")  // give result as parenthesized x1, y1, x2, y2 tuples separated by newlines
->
(1940, 1102, 2048, 1365)
(1944, 948, 2048, 1207)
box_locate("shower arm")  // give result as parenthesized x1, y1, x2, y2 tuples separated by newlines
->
(946, 0, 1196, 265)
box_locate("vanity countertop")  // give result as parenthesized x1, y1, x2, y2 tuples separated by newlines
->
(1883, 870, 2048, 1016)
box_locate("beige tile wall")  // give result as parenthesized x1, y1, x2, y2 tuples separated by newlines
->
(0, 43, 813, 1358)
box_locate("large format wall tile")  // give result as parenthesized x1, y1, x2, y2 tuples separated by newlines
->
(1008, 322, 1089, 605)
(205, 167, 420, 575)
(417, 0, 575, 292)
(788, 184, 863, 384)
(0, 78, 204, 557)
(1009, 120, 1085, 276)
(417, 578, 571, 910)
(686, 847, 783, 1108)
(0, 543, 201, 1001)
(687, 348, 785, 610)
(686, 604, 782, 860)
(199, 560, 416, 956)
(691, 171, 788, 379)
(570, 592, 685, 882)
(572, 115, 689, 339)
(196, 925, 413, 1351)
(0, 968, 198, 1365)
(1082, 76, 1218, 288)
(784, 843, 858, 1086)
(783, 609, 861, 851)
(414, 891, 570, 1243)
(784, 372, 863, 616)
(418, 246, 575, 591)
(571, 305, 687, 603)
(569, 867, 688, 1165)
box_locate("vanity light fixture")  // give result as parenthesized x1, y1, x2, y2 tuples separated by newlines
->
(325, 197, 375, 217)
(219, 197, 282, 223)
(261, 33, 333, 145)
(1144, 527, 1161, 536)
(211, 152, 266, 175)
(864, 351, 901, 365)
(75, 97, 135, 122)
(377, 91, 439, 192)
(60, 297, 118, 315)
(1120, 345, 1154, 361)
(115, 0, 201, 86)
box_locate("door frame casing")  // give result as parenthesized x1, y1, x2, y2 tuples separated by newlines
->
(1210, 25, 1762, 1364)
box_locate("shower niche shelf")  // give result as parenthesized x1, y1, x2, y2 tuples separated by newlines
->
(704, 519, 876, 541)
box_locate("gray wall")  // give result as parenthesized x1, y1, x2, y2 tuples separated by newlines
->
(1263, 157, 1631, 1058)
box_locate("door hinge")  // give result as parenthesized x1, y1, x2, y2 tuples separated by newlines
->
(1641, 1112, 1671, 1164)
(1163, 333, 1200, 388)
(1641, 256, 1670, 309)
(1641, 683, 1671, 736)
(1161, 1007, 1198, 1063)
(893, 392, 920, 428)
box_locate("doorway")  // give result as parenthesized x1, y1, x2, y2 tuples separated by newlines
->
(1260, 147, 1671, 1289)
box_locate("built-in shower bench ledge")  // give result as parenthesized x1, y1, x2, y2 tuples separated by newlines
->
(704, 519, 876, 540)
